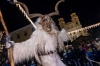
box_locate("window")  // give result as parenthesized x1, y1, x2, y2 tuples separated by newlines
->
(73, 36, 75, 40)
(32, 27, 35, 32)
(4, 37, 8, 43)
(24, 30, 27, 36)
(73, 15, 75, 17)
(17, 33, 20, 39)
(76, 22, 78, 25)
(73, 36, 76, 40)
(10, 35, 13, 41)
(74, 18, 76, 20)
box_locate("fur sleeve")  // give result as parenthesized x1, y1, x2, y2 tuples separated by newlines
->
(59, 28, 70, 42)
(11, 29, 45, 64)
(11, 28, 57, 64)
(58, 28, 70, 51)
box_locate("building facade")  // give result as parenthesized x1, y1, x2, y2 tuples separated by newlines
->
(9, 24, 35, 42)
(58, 13, 89, 42)
(8, 13, 88, 42)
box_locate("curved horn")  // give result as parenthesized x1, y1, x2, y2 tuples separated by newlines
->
(12, 2, 30, 15)
(12, 2, 43, 18)
(29, 14, 43, 18)
(48, 0, 64, 16)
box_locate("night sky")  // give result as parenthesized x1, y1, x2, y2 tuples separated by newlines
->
(0, 0, 100, 32)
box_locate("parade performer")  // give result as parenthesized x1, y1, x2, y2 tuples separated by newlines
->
(6, 0, 70, 66)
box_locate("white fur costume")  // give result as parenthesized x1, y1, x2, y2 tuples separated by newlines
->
(94, 40, 100, 50)
(6, 18, 70, 66)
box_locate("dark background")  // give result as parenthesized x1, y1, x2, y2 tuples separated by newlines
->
(0, 0, 100, 33)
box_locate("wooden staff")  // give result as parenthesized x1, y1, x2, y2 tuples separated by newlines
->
(0, 10, 15, 66)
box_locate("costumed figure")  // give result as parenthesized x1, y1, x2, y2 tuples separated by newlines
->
(6, 0, 70, 66)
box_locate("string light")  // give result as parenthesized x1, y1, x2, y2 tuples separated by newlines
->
(10, 0, 100, 35)
(0, 31, 4, 41)
(0, 31, 4, 52)
(68, 22, 100, 34)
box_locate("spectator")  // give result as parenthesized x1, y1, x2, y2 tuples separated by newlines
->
(66, 49, 73, 66)
(0, 60, 2, 66)
(29, 60, 37, 66)
(72, 47, 81, 66)
(2, 59, 10, 66)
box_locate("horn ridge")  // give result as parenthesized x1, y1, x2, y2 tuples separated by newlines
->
(12, 1, 43, 18)
(29, 14, 43, 18)
(12, 2, 30, 15)
(48, 0, 64, 16)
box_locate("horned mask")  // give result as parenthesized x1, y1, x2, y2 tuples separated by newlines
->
(12, 0, 64, 32)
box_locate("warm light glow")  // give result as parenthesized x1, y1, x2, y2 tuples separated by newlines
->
(0, 31, 5, 52)
(12, 0, 100, 36)
(68, 22, 100, 34)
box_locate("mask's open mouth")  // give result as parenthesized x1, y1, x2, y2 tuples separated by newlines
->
(45, 23, 51, 32)
(47, 24, 51, 28)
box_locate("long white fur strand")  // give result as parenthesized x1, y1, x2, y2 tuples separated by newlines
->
(9, 18, 69, 66)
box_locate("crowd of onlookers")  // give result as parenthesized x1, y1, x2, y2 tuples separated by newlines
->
(0, 58, 11, 66)
(0, 38, 100, 66)
(60, 38, 100, 66)
(0, 58, 37, 66)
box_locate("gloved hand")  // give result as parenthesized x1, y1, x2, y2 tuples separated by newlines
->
(6, 41, 15, 48)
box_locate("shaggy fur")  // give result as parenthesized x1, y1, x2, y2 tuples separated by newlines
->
(95, 41, 100, 50)
(6, 18, 70, 66)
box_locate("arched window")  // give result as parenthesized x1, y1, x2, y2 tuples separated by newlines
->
(17, 33, 20, 39)
(10, 35, 13, 41)
(76, 22, 78, 25)
(24, 30, 27, 36)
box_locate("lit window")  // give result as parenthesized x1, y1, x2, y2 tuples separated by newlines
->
(76, 22, 78, 25)
(17, 33, 20, 39)
(24, 30, 27, 36)
(10, 35, 13, 41)
(74, 18, 76, 19)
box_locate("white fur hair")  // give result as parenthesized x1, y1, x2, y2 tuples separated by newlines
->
(40, 52, 66, 66)
(8, 17, 70, 64)
(35, 17, 59, 33)
(94, 41, 100, 50)
(35, 17, 70, 51)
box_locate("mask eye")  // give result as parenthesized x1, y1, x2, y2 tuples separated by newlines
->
(43, 18, 48, 22)
(43, 19, 46, 22)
